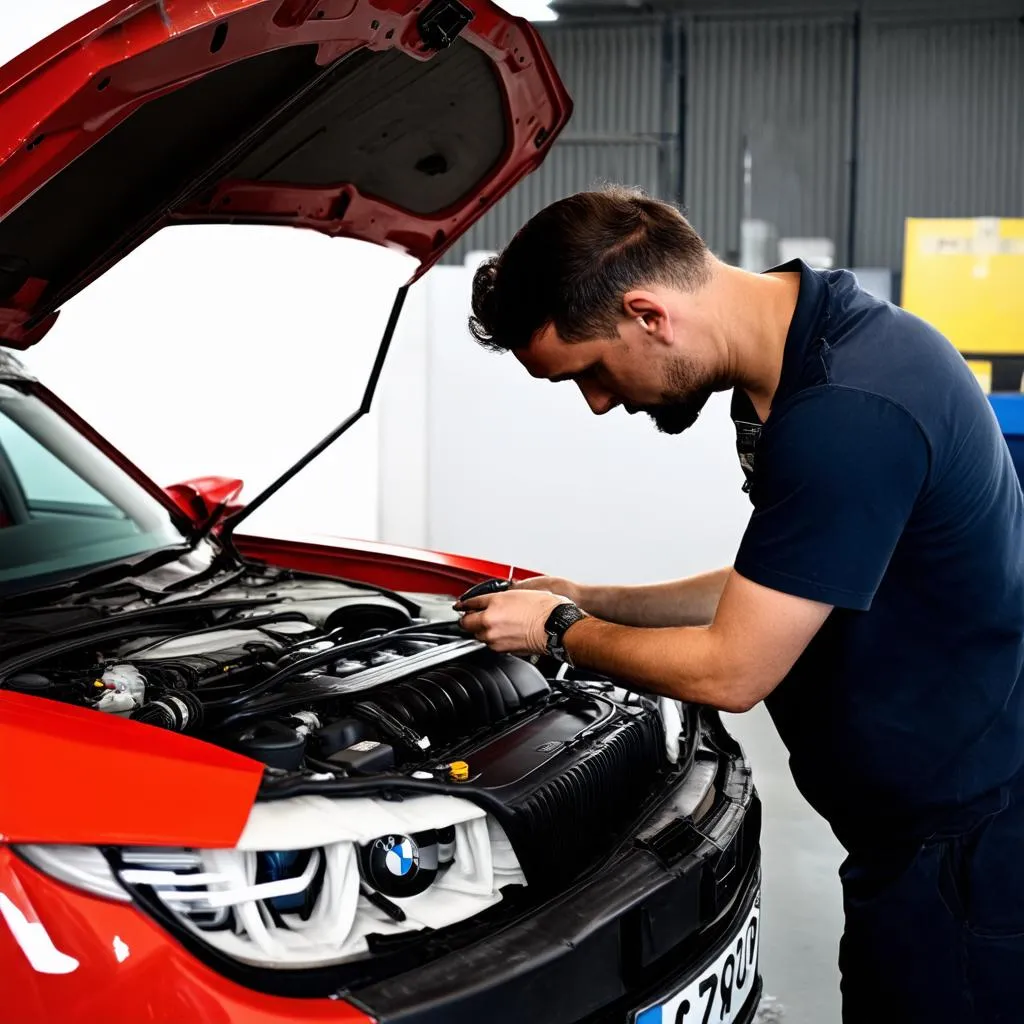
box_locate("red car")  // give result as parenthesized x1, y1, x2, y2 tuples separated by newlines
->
(0, 2, 761, 1022)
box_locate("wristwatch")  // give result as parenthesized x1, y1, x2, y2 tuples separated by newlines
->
(544, 602, 587, 665)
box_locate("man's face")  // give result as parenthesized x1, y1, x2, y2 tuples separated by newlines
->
(515, 310, 722, 435)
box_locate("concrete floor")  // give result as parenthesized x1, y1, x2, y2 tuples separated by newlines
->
(721, 705, 847, 1024)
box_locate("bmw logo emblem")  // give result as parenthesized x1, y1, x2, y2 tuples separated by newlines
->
(359, 831, 440, 898)
(384, 837, 418, 877)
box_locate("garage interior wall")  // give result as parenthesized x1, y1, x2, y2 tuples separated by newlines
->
(454, 5, 1024, 275)
(684, 15, 853, 263)
(855, 17, 1024, 267)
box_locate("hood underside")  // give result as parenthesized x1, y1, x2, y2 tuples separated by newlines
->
(0, 0, 571, 347)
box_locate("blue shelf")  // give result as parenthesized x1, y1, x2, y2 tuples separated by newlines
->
(989, 394, 1024, 437)
(989, 395, 1024, 485)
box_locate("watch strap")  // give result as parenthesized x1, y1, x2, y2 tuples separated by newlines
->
(544, 602, 586, 663)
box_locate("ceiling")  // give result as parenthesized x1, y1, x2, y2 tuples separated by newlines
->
(551, 0, 1024, 21)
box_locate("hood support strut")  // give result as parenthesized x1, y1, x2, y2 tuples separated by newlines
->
(217, 284, 409, 546)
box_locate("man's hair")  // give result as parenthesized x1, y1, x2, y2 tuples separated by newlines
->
(468, 186, 712, 353)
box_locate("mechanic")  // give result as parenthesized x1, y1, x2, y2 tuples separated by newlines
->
(455, 187, 1024, 1022)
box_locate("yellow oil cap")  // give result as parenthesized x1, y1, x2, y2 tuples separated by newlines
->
(449, 760, 469, 781)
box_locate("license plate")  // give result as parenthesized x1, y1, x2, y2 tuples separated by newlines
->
(632, 895, 760, 1024)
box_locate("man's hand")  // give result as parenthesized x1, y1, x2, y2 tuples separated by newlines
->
(513, 575, 582, 606)
(455, 589, 568, 654)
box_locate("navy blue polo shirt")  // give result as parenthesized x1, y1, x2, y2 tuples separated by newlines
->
(731, 261, 1024, 852)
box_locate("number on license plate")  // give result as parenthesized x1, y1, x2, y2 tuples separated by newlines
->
(633, 899, 760, 1024)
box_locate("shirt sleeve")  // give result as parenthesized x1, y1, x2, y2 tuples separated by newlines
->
(734, 385, 930, 611)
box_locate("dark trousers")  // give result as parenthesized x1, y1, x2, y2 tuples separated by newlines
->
(839, 789, 1024, 1023)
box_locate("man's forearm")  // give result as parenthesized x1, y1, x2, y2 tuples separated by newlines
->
(459, 570, 831, 713)
(558, 570, 831, 713)
(563, 615, 749, 711)
(576, 567, 731, 628)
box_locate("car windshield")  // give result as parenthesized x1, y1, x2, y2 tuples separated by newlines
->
(0, 381, 187, 593)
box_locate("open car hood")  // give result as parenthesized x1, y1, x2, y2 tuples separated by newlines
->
(0, 0, 571, 347)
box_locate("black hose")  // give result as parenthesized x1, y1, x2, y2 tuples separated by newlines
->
(351, 700, 427, 751)
(204, 631, 459, 712)
(159, 564, 248, 597)
(303, 756, 346, 775)
(0, 597, 294, 679)
(391, 620, 461, 635)
(130, 689, 204, 733)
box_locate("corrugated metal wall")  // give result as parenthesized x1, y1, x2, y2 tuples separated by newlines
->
(684, 17, 853, 262)
(855, 18, 1024, 267)
(451, 10, 1024, 271)
(449, 20, 679, 261)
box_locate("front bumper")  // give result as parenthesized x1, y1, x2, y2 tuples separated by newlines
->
(347, 722, 762, 1024)
(1, 717, 760, 1024)
(352, 852, 762, 1024)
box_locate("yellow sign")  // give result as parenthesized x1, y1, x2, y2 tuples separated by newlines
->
(902, 218, 1024, 356)
(965, 359, 993, 394)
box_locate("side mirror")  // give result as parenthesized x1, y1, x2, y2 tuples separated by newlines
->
(164, 476, 244, 529)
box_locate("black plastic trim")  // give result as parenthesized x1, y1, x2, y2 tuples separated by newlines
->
(353, 821, 762, 1024)
(417, 0, 474, 50)
(581, 868, 763, 1024)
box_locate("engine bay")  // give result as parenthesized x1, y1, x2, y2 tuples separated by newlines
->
(2, 572, 665, 789)
(3, 567, 683, 970)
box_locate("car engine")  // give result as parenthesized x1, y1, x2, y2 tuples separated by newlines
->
(3, 572, 681, 970)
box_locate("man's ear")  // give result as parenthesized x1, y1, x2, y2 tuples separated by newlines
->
(622, 290, 673, 344)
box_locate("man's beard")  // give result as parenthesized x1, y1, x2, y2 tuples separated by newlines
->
(632, 357, 718, 435)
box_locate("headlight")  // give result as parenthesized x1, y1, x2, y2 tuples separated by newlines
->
(17, 793, 523, 969)
(16, 845, 129, 903)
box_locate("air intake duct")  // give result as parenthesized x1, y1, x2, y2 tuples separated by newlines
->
(447, 688, 665, 889)
(131, 689, 204, 733)
(499, 709, 664, 886)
